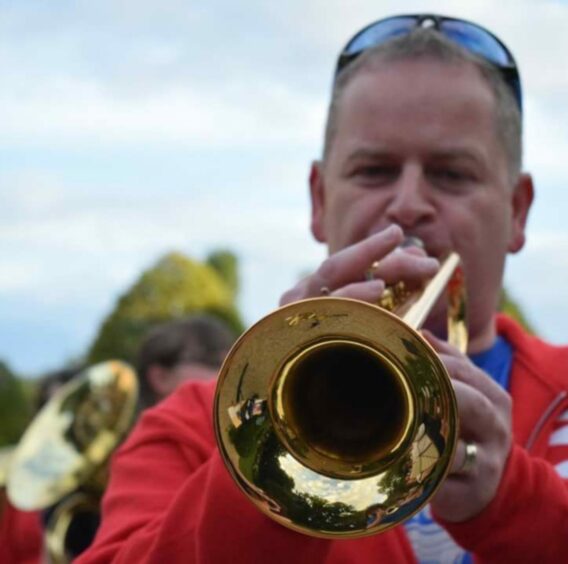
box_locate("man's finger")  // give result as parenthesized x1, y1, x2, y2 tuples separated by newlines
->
(307, 225, 405, 295)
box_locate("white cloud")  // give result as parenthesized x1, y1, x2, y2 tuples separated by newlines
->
(0, 76, 324, 149)
(1, 0, 567, 375)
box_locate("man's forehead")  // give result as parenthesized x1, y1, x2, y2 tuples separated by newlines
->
(335, 62, 496, 134)
(340, 57, 493, 105)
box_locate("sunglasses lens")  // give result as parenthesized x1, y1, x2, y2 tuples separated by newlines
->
(338, 15, 521, 110)
(441, 21, 513, 67)
(343, 17, 417, 56)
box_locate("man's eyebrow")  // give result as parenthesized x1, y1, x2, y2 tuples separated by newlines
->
(342, 147, 488, 169)
(429, 149, 486, 165)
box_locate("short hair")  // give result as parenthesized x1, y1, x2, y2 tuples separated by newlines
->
(136, 314, 236, 408)
(324, 29, 522, 180)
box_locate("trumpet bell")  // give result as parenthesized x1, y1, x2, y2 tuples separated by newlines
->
(214, 297, 458, 538)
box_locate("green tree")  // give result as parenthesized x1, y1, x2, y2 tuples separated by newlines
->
(0, 361, 33, 447)
(88, 251, 244, 364)
(499, 287, 534, 333)
(207, 249, 239, 297)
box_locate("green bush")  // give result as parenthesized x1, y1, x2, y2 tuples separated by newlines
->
(88, 251, 244, 364)
(0, 362, 33, 447)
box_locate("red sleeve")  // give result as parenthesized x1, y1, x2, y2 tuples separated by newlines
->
(76, 381, 331, 564)
(435, 441, 568, 563)
(0, 497, 43, 564)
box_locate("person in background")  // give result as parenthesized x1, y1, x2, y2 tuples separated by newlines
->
(135, 314, 237, 410)
(78, 14, 568, 563)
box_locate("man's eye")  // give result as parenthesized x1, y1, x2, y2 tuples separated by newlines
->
(354, 165, 398, 181)
(427, 169, 480, 196)
(430, 169, 470, 182)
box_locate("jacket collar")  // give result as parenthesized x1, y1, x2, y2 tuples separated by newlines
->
(497, 314, 568, 449)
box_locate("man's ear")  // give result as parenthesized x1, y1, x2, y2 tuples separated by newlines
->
(309, 160, 327, 243)
(508, 173, 534, 254)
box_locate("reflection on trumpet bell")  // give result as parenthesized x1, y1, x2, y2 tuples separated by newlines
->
(214, 253, 465, 538)
(216, 311, 460, 535)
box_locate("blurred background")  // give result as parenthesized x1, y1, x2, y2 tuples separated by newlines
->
(1, 0, 567, 436)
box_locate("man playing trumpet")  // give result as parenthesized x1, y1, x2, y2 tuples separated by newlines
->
(79, 14, 568, 563)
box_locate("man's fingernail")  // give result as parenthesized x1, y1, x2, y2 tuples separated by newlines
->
(386, 224, 403, 238)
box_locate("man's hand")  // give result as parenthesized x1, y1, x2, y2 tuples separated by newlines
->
(279, 225, 513, 523)
(424, 331, 513, 522)
(280, 225, 440, 306)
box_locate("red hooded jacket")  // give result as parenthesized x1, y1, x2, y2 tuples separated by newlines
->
(77, 316, 568, 563)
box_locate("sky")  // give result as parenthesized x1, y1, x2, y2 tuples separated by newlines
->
(1, 0, 567, 377)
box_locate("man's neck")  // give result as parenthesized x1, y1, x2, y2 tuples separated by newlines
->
(467, 319, 497, 355)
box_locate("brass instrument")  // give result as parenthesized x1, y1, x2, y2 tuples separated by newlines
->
(45, 492, 100, 564)
(6, 361, 138, 563)
(0, 446, 15, 486)
(214, 253, 466, 538)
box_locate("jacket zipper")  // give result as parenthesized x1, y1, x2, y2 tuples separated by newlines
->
(525, 391, 568, 452)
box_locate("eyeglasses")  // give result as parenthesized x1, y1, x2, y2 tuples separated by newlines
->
(336, 14, 522, 112)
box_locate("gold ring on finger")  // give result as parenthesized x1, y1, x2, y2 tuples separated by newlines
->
(365, 260, 381, 282)
(457, 441, 478, 475)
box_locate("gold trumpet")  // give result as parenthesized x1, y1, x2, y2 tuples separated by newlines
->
(6, 361, 138, 563)
(214, 253, 466, 538)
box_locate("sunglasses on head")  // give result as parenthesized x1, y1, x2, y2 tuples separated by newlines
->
(336, 14, 522, 112)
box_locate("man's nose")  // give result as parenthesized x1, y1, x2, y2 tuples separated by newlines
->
(384, 167, 435, 228)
